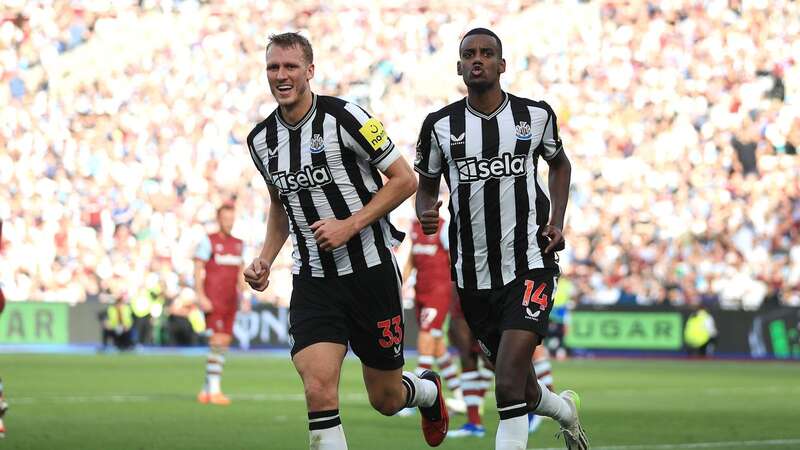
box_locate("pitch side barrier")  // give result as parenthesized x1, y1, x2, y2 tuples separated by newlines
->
(0, 300, 417, 350)
(563, 304, 800, 360)
(2, 301, 797, 360)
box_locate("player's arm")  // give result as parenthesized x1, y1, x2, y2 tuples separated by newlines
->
(193, 235, 213, 312)
(541, 106, 571, 253)
(244, 185, 289, 292)
(312, 158, 416, 251)
(414, 114, 444, 235)
(311, 106, 415, 250)
(244, 136, 288, 292)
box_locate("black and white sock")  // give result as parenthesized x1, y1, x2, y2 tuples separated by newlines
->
(401, 371, 437, 408)
(308, 409, 347, 450)
(496, 401, 528, 450)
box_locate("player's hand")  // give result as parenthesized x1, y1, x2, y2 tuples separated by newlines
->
(196, 294, 213, 312)
(244, 257, 271, 292)
(310, 218, 358, 251)
(419, 200, 442, 235)
(541, 224, 566, 253)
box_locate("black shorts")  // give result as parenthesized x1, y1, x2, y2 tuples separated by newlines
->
(457, 268, 559, 364)
(288, 260, 405, 370)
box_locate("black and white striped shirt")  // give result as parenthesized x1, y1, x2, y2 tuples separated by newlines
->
(415, 92, 562, 290)
(248, 94, 405, 278)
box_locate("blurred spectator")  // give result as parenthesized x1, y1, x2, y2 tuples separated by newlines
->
(684, 305, 718, 358)
(166, 288, 203, 347)
(0, 0, 798, 313)
(101, 296, 134, 350)
(130, 273, 165, 346)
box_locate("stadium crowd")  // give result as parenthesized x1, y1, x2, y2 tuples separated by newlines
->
(1, 0, 799, 314)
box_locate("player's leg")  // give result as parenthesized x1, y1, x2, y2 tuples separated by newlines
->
(199, 309, 235, 405)
(395, 302, 438, 417)
(415, 306, 437, 375)
(451, 288, 500, 438)
(431, 324, 459, 395)
(446, 316, 486, 437)
(498, 270, 587, 450)
(528, 345, 554, 433)
(289, 275, 352, 450)
(294, 343, 348, 450)
(348, 260, 448, 447)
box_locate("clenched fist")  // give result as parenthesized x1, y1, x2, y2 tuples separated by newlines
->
(243, 257, 271, 291)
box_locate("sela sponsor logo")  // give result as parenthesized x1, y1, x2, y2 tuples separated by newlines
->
(515, 121, 532, 140)
(454, 153, 526, 182)
(450, 132, 465, 147)
(309, 134, 325, 153)
(273, 165, 333, 193)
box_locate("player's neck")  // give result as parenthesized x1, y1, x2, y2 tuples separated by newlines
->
(279, 91, 314, 125)
(467, 87, 504, 116)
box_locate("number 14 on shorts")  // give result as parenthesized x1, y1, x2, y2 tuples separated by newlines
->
(522, 280, 549, 311)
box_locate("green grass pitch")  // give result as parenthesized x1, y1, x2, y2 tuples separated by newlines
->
(1, 353, 798, 449)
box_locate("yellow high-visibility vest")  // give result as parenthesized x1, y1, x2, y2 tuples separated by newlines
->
(684, 311, 711, 348)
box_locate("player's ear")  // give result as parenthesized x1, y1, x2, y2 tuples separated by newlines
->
(307, 63, 315, 81)
(456, 60, 463, 76)
(499, 58, 506, 75)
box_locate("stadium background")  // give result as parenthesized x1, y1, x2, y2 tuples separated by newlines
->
(1, 0, 799, 449)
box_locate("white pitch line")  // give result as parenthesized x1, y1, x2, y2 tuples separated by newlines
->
(529, 438, 800, 450)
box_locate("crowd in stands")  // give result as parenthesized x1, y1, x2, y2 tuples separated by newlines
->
(1, 0, 798, 315)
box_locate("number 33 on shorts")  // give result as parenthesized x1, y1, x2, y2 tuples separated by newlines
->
(377, 315, 403, 354)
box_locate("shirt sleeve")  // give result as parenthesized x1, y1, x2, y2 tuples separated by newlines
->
(194, 234, 212, 261)
(247, 138, 274, 186)
(414, 114, 443, 178)
(339, 102, 400, 172)
(541, 104, 564, 161)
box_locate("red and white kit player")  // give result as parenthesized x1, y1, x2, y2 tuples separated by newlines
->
(404, 217, 460, 400)
(194, 204, 247, 405)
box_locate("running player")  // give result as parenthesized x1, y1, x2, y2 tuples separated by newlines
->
(195, 203, 246, 406)
(415, 28, 588, 450)
(243, 32, 447, 448)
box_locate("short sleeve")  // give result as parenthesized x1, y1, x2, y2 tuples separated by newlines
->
(194, 234, 212, 261)
(339, 102, 400, 172)
(414, 114, 443, 178)
(541, 105, 563, 161)
(247, 137, 274, 186)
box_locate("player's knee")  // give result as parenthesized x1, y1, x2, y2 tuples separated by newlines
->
(495, 376, 525, 405)
(303, 377, 338, 410)
(368, 388, 403, 416)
